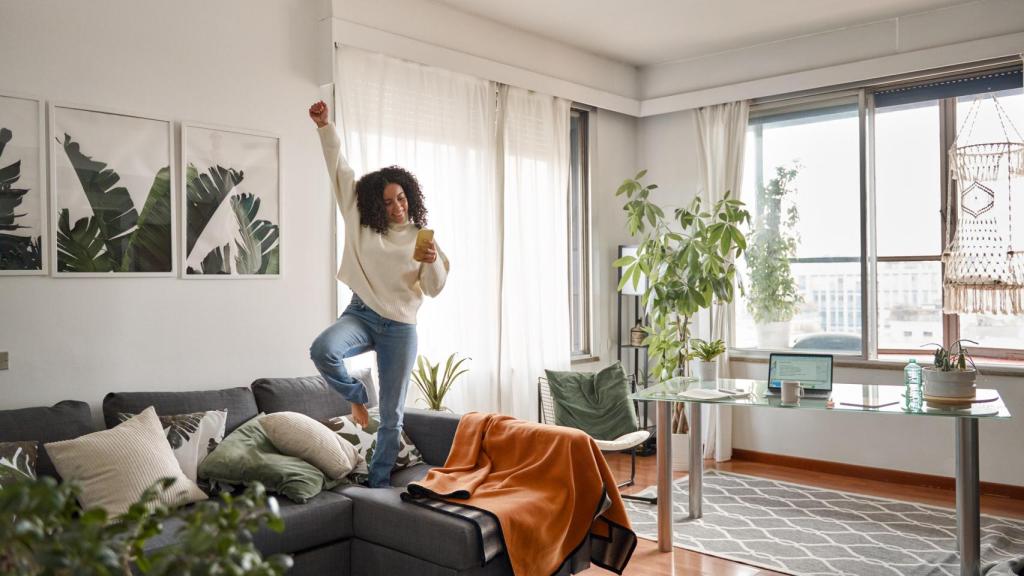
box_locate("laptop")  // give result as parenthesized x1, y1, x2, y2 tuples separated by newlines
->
(766, 353, 834, 398)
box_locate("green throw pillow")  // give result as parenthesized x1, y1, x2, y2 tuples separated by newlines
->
(544, 363, 639, 441)
(320, 407, 424, 480)
(197, 415, 346, 503)
(0, 441, 38, 486)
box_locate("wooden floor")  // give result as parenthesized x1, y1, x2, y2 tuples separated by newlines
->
(580, 452, 1024, 575)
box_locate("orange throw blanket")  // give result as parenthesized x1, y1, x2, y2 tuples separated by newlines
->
(406, 412, 637, 575)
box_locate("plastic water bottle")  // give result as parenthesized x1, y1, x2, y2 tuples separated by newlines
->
(904, 359, 922, 409)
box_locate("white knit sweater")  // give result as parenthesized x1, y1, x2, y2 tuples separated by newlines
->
(318, 124, 449, 324)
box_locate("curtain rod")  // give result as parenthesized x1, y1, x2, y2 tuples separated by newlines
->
(751, 55, 1023, 107)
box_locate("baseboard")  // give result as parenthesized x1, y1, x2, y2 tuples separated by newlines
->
(730, 448, 1024, 501)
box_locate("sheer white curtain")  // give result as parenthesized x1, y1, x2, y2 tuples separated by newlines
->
(334, 47, 501, 414)
(696, 100, 750, 461)
(497, 85, 572, 419)
(334, 48, 572, 419)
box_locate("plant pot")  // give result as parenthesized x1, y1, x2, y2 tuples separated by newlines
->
(671, 433, 689, 471)
(756, 321, 791, 349)
(923, 368, 977, 399)
(695, 360, 718, 384)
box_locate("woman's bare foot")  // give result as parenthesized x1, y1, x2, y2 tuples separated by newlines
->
(350, 402, 369, 428)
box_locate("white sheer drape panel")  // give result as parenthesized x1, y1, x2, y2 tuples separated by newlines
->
(497, 85, 572, 420)
(695, 100, 750, 462)
(335, 47, 501, 414)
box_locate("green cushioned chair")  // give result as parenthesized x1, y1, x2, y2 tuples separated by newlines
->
(537, 372, 654, 504)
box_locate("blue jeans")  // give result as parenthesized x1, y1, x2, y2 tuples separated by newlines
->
(310, 294, 417, 487)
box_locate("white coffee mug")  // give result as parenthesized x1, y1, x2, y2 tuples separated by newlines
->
(781, 380, 802, 404)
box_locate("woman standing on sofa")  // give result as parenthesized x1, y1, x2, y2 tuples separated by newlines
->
(308, 100, 449, 488)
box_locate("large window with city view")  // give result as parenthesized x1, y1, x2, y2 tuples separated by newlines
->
(734, 64, 1024, 364)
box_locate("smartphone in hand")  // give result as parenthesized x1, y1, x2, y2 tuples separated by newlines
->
(414, 228, 434, 261)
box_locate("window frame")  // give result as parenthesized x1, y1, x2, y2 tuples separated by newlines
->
(734, 60, 1024, 365)
(569, 106, 594, 360)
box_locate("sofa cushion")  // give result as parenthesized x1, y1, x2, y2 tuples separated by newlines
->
(261, 411, 364, 480)
(45, 407, 207, 517)
(116, 409, 227, 482)
(103, 388, 257, 434)
(198, 416, 344, 504)
(251, 376, 353, 419)
(0, 441, 38, 485)
(144, 491, 354, 556)
(336, 477, 485, 571)
(0, 400, 95, 479)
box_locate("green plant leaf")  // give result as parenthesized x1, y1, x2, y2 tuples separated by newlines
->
(231, 193, 279, 275)
(121, 167, 172, 272)
(60, 134, 139, 268)
(186, 164, 243, 256)
(192, 243, 231, 275)
(56, 209, 114, 272)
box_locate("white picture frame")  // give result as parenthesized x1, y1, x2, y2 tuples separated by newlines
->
(0, 92, 47, 276)
(180, 122, 282, 279)
(49, 102, 176, 277)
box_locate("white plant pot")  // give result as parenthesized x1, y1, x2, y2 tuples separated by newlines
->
(695, 361, 718, 384)
(756, 321, 791, 349)
(671, 433, 690, 471)
(923, 368, 977, 398)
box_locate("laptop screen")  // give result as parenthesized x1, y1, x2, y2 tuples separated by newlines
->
(768, 354, 833, 390)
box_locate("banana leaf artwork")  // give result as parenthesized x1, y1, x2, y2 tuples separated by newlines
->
(50, 105, 174, 276)
(0, 94, 45, 274)
(183, 124, 280, 277)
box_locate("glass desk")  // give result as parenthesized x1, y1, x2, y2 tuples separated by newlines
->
(630, 378, 1012, 576)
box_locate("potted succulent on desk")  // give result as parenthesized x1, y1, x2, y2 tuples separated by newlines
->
(690, 338, 726, 383)
(922, 340, 978, 399)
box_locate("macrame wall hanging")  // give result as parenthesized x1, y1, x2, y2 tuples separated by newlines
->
(943, 93, 1024, 315)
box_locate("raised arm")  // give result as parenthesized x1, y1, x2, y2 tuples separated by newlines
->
(309, 101, 357, 219)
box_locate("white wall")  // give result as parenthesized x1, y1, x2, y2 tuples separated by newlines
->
(0, 0, 334, 413)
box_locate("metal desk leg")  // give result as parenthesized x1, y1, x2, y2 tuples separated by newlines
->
(956, 417, 980, 576)
(656, 401, 672, 552)
(688, 402, 703, 519)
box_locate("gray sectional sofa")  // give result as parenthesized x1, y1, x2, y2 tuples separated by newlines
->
(0, 376, 550, 576)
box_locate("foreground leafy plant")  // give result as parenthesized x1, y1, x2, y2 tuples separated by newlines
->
(0, 475, 292, 576)
(411, 353, 470, 411)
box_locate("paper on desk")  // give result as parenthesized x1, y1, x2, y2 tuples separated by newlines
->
(676, 389, 735, 400)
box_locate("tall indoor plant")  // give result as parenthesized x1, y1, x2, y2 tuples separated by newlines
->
(744, 164, 802, 348)
(615, 170, 750, 432)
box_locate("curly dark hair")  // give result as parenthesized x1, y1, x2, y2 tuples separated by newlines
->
(354, 166, 428, 235)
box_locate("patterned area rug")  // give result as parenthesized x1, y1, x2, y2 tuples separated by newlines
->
(624, 470, 1024, 576)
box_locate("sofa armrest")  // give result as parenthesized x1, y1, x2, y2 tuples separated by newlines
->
(403, 408, 461, 466)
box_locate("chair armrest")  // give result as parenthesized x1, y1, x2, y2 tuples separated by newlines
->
(402, 408, 461, 466)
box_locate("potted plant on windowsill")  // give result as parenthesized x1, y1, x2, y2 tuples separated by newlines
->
(690, 338, 726, 383)
(745, 164, 802, 348)
(922, 340, 978, 399)
(614, 170, 750, 447)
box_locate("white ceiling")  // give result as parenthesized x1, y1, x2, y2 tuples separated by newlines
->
(430, 0, 973, 66)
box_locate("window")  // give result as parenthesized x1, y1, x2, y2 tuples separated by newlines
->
(735, 62, 1024, 364)
(569, 108, 592, 358)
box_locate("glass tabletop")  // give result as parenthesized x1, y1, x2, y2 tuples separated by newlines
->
(630, 378, 1012, 419)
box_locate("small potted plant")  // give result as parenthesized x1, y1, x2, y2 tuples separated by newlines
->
(411, 353, 470, 411)
(922, 340, 978, 399)
(690, 338, 726, 383)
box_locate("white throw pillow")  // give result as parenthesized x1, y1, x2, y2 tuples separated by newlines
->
(46, 407, 207, 518)
(118, 409, 227, 482)
(261, 411, 364, 480)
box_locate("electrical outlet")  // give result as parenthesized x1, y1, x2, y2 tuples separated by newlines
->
(0, 351, 7, 370)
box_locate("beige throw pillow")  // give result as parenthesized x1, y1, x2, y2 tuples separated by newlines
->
(261, 411, 364, 480)
(45, 406, 207, 518)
